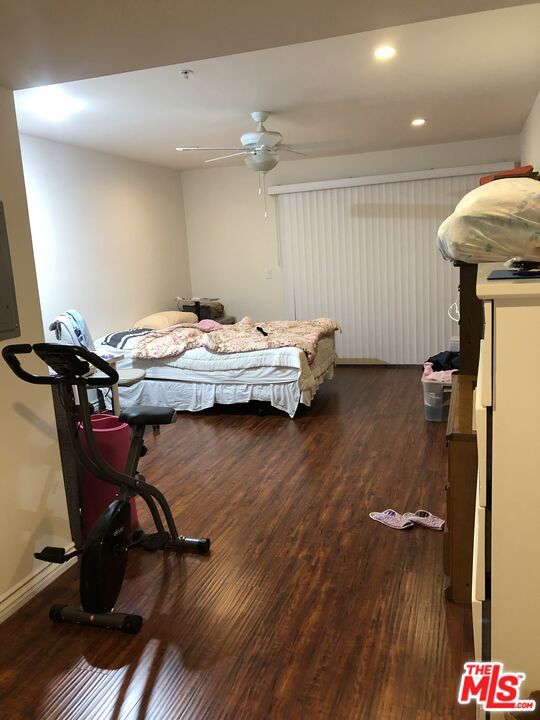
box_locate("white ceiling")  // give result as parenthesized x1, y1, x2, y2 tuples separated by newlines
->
(1, 0, 535, 90)
(14, 5, 540, 170)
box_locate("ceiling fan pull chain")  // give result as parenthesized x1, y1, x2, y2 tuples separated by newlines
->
(263, 173, 268, 219)
(259, 171, 263, 196)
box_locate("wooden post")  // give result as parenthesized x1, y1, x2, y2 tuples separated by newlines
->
(458, 263, 482, 375)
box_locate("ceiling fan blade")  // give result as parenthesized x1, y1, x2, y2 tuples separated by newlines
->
(176, 146, 244, 152)
(204, 151, 250, 163)
(278, 146, 307, 157)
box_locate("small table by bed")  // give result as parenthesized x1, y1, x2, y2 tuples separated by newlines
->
(93, 354, 146, 415)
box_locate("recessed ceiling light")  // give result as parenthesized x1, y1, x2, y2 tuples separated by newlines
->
(19, 86, 85, 122)
(411, 118, 426, 127)
(374, 45, 396, 61)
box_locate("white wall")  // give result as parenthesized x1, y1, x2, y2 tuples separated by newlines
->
(521, 89, 540, 168)
(0, 88, 69, 618)
(20, 135, 192, 339)
(181, 168, 280, 322)
(181, 134, 520, 321)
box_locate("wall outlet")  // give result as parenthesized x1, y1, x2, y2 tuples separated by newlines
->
(264, 268, 273, 280)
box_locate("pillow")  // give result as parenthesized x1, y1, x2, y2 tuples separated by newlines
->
(102, 328, 152, 350)
(133, 311, 198, 329)
(192, 319, 224, 332)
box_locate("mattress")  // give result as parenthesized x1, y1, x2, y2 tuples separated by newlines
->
(94, 334, 337, 417)
(95, 336, 335, 389)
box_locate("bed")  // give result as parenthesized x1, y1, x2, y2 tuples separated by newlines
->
(94, 317, 338, 418)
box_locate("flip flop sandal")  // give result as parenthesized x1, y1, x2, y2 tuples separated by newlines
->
(368, 509, 414, 530)
(403, 510, 445, 531)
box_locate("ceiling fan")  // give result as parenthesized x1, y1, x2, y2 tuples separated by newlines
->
(176, 111, 305, 174)
(176, 111, 308, 218)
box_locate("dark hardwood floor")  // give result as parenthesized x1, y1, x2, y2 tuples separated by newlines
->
(0, 367, 473, 720)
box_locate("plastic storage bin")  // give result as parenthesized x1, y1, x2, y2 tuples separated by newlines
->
(422, 379, 452, 422)
(78, 413, 139, 538)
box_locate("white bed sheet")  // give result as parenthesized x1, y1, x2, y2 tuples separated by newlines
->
(136, 344, 308, 372)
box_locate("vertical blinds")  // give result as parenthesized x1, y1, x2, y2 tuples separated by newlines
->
(277, 173, 483, 364)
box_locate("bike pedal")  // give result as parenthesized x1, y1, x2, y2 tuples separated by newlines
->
(34, 546, 68, 563)
(140, 531, 170, 551)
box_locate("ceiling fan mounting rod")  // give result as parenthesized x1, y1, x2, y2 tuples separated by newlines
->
(251, 110, 270, 124)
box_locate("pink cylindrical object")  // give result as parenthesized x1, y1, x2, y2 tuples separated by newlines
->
(78, 414, 139, 538)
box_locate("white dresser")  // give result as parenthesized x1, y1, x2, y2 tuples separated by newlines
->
(473, 263, 540, 717)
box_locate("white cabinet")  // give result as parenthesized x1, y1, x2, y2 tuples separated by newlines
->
(473, 263, 540, 702)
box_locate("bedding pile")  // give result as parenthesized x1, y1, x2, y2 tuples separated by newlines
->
(130, 316, 339, 363)
(437, 177, 540, 263)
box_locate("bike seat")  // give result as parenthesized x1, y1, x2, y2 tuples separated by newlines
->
(119, 406, 176, 426)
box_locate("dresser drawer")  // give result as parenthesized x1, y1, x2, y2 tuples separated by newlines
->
(472, 597, 483, 662)
(475, 387, 487, 509)
(479, 301, 492, 407)
(472, 479, 485, 662)
(472, 484, 485, 602)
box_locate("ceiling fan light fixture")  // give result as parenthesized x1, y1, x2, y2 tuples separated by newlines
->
(244, 148, 279, 173)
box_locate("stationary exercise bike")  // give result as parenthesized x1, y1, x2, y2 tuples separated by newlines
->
(2, 342, 210, 634)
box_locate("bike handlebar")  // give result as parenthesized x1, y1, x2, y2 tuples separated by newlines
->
(2, 343, 119, 387)
(1, 343, 52, 385)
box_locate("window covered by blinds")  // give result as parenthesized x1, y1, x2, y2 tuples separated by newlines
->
(277, 173, 483, 363)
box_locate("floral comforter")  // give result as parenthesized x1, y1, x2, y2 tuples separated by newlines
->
(132, 316, 339, 364)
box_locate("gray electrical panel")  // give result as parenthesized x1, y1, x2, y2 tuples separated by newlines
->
(0, 202, 21, 340)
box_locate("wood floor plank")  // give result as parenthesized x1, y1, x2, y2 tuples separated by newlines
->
(0, 367, 473, 719)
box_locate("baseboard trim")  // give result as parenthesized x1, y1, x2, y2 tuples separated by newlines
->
(336, 359, 415, 367)
(0, 544, 76, 624)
